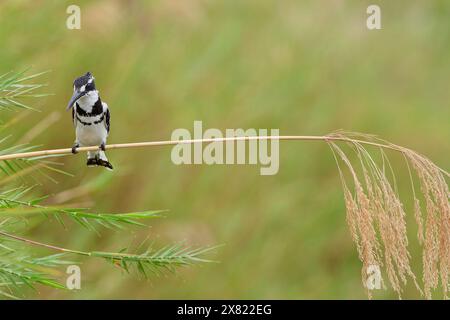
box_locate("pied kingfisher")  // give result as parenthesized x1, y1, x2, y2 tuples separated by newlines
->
(66, 72, 113, 170)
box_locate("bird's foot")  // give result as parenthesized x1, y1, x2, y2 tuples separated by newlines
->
(97, 159, 113, 171)
(86, 158, 98, 167)
(71, 144, 80, 154)
(99, 142, 106, 151)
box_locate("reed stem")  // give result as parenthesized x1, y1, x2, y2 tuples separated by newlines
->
(0, 135, 402, 161)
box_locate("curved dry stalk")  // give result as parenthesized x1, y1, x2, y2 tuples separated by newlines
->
(0, 134, 447, 174)
(0, 132, 448, 298)
(0, 135, 421, 161)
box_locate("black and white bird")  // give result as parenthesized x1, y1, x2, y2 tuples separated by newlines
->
(66, 72, 113, 170)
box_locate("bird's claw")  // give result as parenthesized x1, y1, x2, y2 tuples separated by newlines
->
(99, 143, 106, 151)
(71, 144, 79, 154)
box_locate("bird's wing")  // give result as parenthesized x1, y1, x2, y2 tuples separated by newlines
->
(102, 102, 110, 133)
(72, 105, 77, 127)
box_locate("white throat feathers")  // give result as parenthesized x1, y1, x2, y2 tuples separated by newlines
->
(77, 90, 99, 112)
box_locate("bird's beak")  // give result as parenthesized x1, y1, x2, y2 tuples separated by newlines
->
(66, 89, 86, 110)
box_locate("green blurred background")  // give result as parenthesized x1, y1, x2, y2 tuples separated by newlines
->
(0, 0, 449, 299)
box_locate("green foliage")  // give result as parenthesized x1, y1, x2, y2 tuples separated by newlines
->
(0, 250, 72, 299)
(0, 71, 68, 183)
(0, 70, 50, 111)
(98, 243, 220, 277)
(0, 185, 165, 230)
(0, 225, 218, 299)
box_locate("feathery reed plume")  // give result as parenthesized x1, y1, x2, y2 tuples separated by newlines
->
(0, 130, 448, 298)
(327, 131, 449, 299)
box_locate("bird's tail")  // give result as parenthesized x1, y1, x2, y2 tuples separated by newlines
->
(87, 150, 113, 170)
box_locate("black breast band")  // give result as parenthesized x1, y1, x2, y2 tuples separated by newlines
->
(77, 114, 105, 126)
